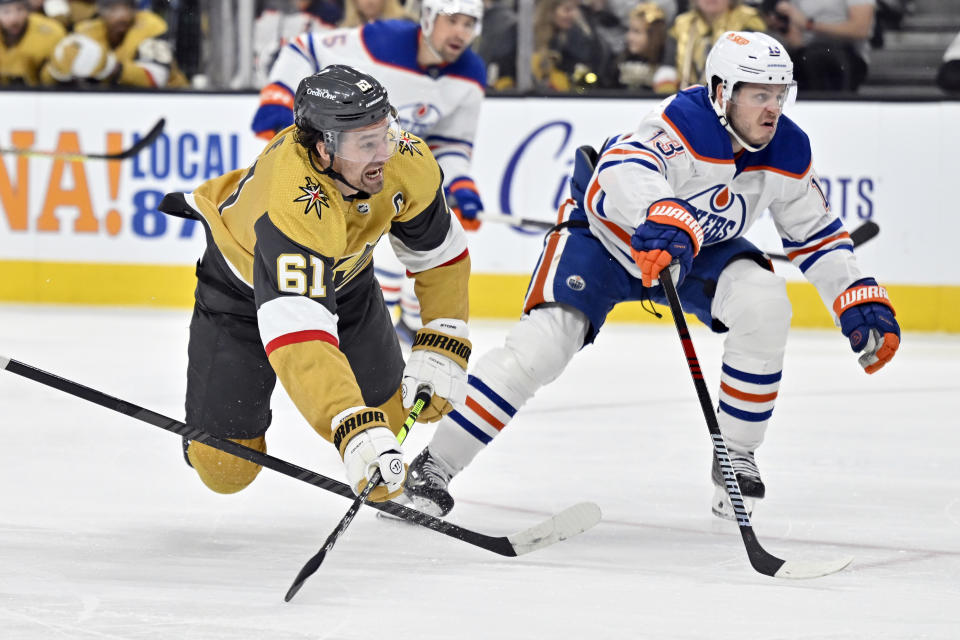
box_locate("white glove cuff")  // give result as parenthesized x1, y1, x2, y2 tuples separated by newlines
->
(424, 318, 469, 339)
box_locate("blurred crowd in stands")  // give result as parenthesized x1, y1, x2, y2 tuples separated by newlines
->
(1, 0, 958, 93)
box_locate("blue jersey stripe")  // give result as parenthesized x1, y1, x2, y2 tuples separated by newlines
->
(799, 244, 853, 272)
(425, 134, 474, 147)
(449, 410, 493, 444)
(719, 400, 774, 422)
(782, 218, 844, 248)
(467, 375, 517, 417)
(721, 363, 782, 385)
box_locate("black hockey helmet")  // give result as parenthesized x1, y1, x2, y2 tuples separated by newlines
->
(294, 65, 393, 153)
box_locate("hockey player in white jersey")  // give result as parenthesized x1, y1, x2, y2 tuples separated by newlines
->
(404, 31, 901, 519)
(252, 0, 487, 344)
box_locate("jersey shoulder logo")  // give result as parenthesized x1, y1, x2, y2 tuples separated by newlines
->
(395, 130, 424, 157)
(293, 176, 330, 220)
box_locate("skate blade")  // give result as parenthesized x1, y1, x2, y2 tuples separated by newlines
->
(711, 486, 756, 521)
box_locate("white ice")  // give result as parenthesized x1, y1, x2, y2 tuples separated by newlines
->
(1, 304, 958, 639)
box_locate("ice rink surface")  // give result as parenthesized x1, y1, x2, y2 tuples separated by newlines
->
(1, 304, 958, 639)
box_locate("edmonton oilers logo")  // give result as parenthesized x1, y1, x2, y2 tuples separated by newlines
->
(566, 275, 586, 291)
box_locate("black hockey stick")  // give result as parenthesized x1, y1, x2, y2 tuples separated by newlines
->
(770, 220, 880, 262)
(0, 118, 165, 161)
(0, 356, 600, 560)
(285, 389, 432, 602)
(658, 269, 853, 579)
(482, 214, 880, 262)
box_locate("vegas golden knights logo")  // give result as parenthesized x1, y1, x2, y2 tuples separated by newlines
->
(294, 176, 330, 220)
(396, 131, 423, 157)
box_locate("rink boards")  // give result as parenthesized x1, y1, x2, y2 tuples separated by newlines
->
(1, 91, 957, 332)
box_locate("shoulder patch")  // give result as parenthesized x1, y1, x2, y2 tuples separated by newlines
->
(293, 176, 330, 220)
(396, 130, 424, 157)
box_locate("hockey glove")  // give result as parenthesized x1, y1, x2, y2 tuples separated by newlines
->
(833, 278, 900, 374)
(49, 34, 118, 82)
(401, 318, 471, 423)
(448, 178, 483, 232)
(333, 406, 405, 502)
(630, 198, 704, 287)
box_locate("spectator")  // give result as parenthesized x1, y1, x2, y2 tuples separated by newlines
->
(26, 0, 96, 30)
(581, 0, 627, 55)
(475, 0, 517, 88)
(340, 0, 413, 27)
(666, 0, 766, 89)
(767, 0, 875, 91)
(937, 30, 960, 93)
(531, 0, 613, 91)
(253, 1, 335, 88)
(614, 1, 676, 92)
(0, 0, 64, 86)
(47, 0, 189, 87)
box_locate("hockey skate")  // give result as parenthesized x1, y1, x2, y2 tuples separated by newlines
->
(711, 450, 765, 520)
(403, 447, 456, 517)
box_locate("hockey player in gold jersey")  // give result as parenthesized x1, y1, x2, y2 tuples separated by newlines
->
(47, 0, 187, 87)
(159, 65, 472, 502)
(0, 0, 64, 86)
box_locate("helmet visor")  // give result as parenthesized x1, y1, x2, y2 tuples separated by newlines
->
(331, 114, 401, 164)
(729, 82, 798, 111)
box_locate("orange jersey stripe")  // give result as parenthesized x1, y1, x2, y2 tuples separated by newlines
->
(785, 231, 850, 261)
(720, 381, 778, 403)
(465, 396, 506, 431)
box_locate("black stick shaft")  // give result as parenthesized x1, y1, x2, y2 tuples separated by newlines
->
(0, 357, 517, 556)
(285, 391, 431, 602)
(658, 270, 786, 576)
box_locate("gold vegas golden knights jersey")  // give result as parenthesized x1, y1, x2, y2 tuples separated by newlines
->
(161, 125, 470, 442)
(0, 13, 65, 86)
(73, 9, 187, 87)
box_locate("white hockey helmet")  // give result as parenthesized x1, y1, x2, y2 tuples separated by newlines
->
(420, 0, 484, 39)
(705, 31, 795, 150)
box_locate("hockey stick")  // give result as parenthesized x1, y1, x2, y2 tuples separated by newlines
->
(0, 118, 165, 161)
(658, 270, 853, 579)
(479, 214, 880, 263)
(285, 389, 432, 602)
(478, 212, 556, 230)
(770, 220, 880, 262)
(0, 356, 600, 561)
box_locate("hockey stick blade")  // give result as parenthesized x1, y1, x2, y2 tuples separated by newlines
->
(0, 357, 600, 562)
(507, 502, 602, 555)
(774, 556, 853, 579)
(659, 273, 853, 580)
(0, 118, 165, 161)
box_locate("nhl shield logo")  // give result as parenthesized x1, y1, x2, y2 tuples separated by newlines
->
(566, 275, 586, 291)
(357, 202, 370, 214)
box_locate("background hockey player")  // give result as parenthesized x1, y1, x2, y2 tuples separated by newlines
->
(403, 31, 901, 520)
(252, 0, 487, 344)
(158, 65, 472, 502)
(0, 0, 64, 86)
(47, 0, 187, 87)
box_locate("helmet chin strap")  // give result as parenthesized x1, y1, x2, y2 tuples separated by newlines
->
(421, 32, 444, 64)
(711, 93, 768, 153)
(314, 150, 371, 200)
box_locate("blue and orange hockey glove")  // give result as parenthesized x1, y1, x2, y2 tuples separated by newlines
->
(834, 278, 900, 374)
(630, 198, 704, 287)
(447, 177, 483, 232)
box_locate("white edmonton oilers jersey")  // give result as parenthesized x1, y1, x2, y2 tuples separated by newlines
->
(580, 85, 864, 311)
(254, 19, 487, 190)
